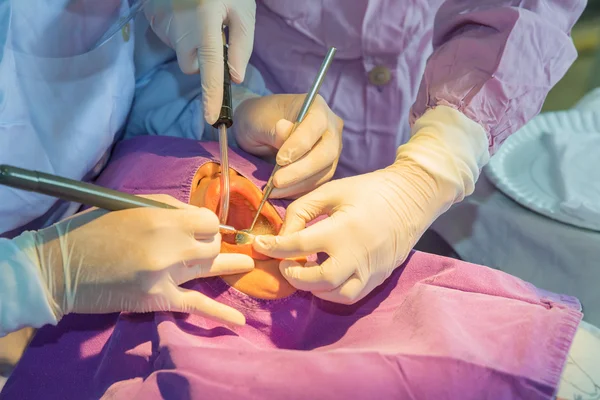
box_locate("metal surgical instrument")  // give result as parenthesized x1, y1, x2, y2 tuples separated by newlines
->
(203, 30, 234, 226)
(0, 165, 239, 234)
(242, 46, 337, 237)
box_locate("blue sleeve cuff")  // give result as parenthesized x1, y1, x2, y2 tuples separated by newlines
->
(0, 234, 58, 337)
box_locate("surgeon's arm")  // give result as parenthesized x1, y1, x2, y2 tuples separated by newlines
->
(410, 0, 586, 153)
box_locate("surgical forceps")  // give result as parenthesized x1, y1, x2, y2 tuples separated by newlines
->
(241, 47, 337, 238)
(201, 30, 233, 225)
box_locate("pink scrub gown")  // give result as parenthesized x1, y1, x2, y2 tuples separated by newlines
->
(250, 0, 586, 178)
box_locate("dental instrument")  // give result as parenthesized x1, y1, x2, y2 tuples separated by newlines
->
(205, 30, 233, 226)
(236, 47, 337, 245)
(0, 165, 241, 235)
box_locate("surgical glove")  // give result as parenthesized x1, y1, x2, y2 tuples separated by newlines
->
(2, 195, 253, 335)
(234, 94, 344, 199)
(252, 106, 489, 304)
(144, 0, 256, 124)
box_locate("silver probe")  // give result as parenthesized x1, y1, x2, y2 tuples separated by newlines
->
(236, 47, 337, 244)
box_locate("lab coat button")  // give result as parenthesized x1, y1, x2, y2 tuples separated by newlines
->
(368, 66, 391, 86)
(122, 23, 131, 42)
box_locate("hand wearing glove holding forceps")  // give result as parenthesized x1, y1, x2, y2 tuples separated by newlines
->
(145, 1, 342, 220)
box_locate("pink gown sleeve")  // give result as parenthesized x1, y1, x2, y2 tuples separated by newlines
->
(409, 0, 587, 154)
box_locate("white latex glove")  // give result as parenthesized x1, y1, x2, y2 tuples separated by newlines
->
(144, 0, 256, 124)
(0, 195, 254, 336)
(234, 94, 344, 199)
(252, 106, 490, 304)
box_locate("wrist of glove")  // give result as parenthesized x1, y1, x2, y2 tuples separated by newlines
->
(0, 234, 60, 336)
(12, 210, 110, 324)
(4, 196, 257, 330)
(388, 105, 490, 223)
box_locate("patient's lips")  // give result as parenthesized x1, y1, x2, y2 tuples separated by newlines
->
(203, 172, 282, 260)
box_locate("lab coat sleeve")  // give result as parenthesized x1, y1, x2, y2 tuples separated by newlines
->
(124, 60, 271, 146)
(0, 234, 58, 337)
(409, 0, 586, 155)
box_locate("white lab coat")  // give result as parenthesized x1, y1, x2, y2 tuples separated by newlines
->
(0, 0, 135, 235)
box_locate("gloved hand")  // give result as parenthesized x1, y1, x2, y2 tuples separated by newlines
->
(10, 195, 254, 328)
(144, 0, 256, 124)
(252, 106, 490, 304)
(234, 94, 344, 199)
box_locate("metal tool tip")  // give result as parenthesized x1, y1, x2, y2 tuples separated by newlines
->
(219, 224, 237, 232)
(235, 230, 255, 245)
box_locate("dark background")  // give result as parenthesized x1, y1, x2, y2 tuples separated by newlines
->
(543, 0, 600, 110)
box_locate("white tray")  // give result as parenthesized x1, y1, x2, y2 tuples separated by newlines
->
(485, 110, 600, 232)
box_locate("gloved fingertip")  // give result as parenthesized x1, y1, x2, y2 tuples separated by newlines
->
(225, 311, 247, 327)
(272, 171, 297, 192)
(211, 310, 246, 328)
(279, 264, 292, 278)
(178, 53, 199, 75)
(252, 235, 276, 251)
(203, 98, 219, 125)
(275, 153, 292, 166)
(279, 259, 297, 273)
(279, 262, 307, 286)
(228, 64, 245, 84)
(268, 188, 284, 200)
(274, 120, 296, 164)
(236, 254, 255, 272)
(190, 56, 200, 74)
(272, 171, 283, 188)
(275, 119, 294, 142)
(276, 149, 297, 166)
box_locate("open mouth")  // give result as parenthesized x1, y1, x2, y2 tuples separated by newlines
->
(199, 170, 282, 260)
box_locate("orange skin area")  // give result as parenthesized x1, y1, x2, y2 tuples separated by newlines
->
(190, 163, 304, 299)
